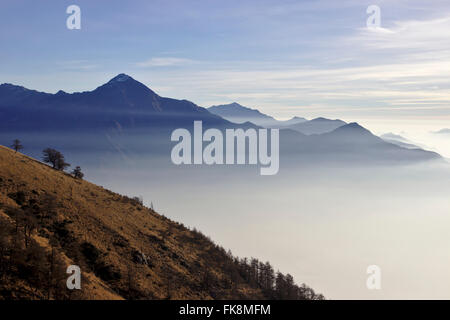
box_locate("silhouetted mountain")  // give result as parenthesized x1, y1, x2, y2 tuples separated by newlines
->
(207, 103, 306, 127)
(280, 123, 441, 164)
(0, 74, 229, 132)
(0, 83, 51, 107)
(0, 75, 442, 165)
(286, 117, 346, 135)
(319, 122, 376, 142)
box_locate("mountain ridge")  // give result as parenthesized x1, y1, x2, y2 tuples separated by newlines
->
(207, 102, 306, 127)
(286, 117, 347, 135)
(0, 74, 230, 131)
(0, 74, 443, 164)
(434, 128, 450, 134)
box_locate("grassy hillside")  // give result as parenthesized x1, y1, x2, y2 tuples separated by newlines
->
(0, 145, 323, 300)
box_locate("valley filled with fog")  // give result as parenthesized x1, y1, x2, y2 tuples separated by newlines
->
(48, 146, 450, 299)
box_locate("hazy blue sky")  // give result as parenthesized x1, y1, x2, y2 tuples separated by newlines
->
(1, 0, 450, 122)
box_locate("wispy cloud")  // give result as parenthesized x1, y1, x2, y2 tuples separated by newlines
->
(136, 57, 195, 68)
(352, 16, 450, 51)
(137, 10, 450, 120)
(4, 0, 450, 123)
(56, 60, 98, 71)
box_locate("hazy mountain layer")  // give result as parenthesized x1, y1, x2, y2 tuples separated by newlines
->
(0, 74, 442, 165)
(208, 102, 306, 127)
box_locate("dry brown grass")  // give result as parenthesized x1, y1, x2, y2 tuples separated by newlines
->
(0, 145, 265, 300)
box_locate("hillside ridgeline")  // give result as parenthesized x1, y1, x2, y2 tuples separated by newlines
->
(0, 145, 323, 300)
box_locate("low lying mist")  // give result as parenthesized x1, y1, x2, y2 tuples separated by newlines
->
(2, 131, 450, 299)
(85, 155, 450, 299)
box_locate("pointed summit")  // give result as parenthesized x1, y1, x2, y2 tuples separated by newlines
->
(108, 73, 133, 83)
(95, 73, 157, 96)
(96, 73, 147, 93)
(320, 122, 380, 145)
(334, 122, 370, 133)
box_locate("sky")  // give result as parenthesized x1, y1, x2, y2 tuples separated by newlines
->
(1, 0, 450, 128)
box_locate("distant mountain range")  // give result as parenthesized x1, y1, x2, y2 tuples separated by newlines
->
(0, 74, 442, 165)
(208, 102, 306, 128)
(279, 123, 441, 164)
(287, 117, 347, 135)
(208, 103, 346, 134)
(381, 133, 410, 142)
(380, 133, 421, 149)
(433, 128, 450, 135)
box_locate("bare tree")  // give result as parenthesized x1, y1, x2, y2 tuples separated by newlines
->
(42, 148, 70, 170)
(11, 139, 23, 153)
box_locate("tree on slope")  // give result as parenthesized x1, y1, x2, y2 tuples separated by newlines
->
(11, 139, 23, 153)
(42, 148, 70, 171)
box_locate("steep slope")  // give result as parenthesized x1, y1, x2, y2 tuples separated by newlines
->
(0, 146, 322, 300)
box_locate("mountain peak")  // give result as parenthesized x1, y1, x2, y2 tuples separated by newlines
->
(108, 73, 133, 83)
(212, 102, 247, 109)
(346, 122, 363, 128)
(339, 122, 365, 130)
(333, 122, 372, 135)
(94, 73, 152, 95)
